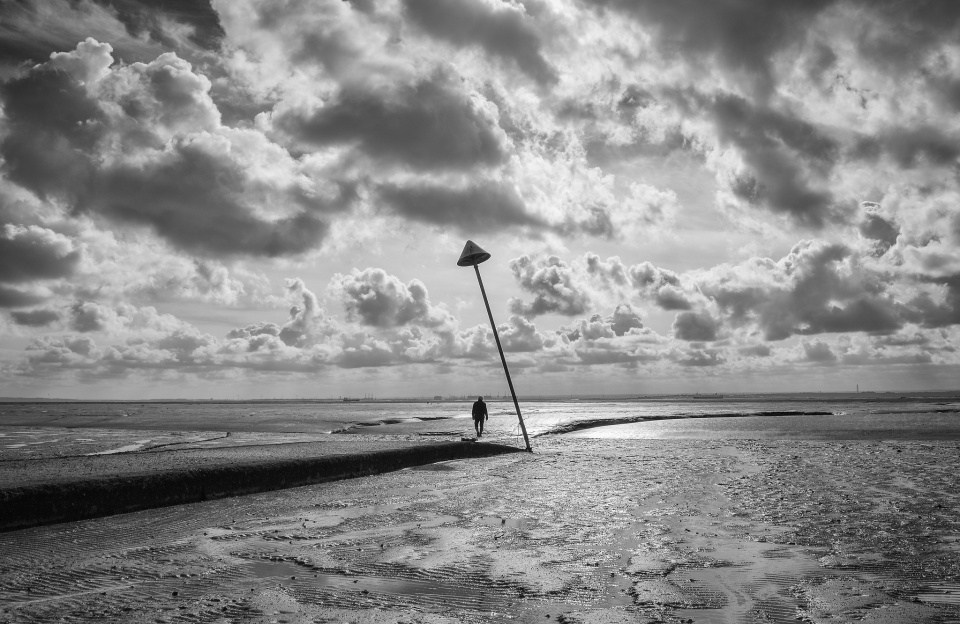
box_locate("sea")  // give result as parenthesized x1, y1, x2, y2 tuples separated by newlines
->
(3, 392, 959, 444)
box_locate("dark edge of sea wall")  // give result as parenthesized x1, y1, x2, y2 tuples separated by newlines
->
(0, 442, 522, 533)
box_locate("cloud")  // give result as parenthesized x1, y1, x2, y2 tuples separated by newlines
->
(739, 344, 771, 357)
(275, 278, 334, 348)
(683, 91, 839, 229)
(402, 0, 557, 86)
(585, 254, 630, 297)
(0, 225, 80, 283)
(0, 285, 46, 308)
(376, 179, 546, 233)
(801, 338, 837, 363)
(586, 0, 832, 97)
(858, 201, 899, 253)
(0, 40, 346, 258)
(675, 347, 725, 367)
(608, 303, 643, 336)
(10, 309, 59, 327)
(271, 69, 510, 172)
(508, 255, 592, 317)
(90, 0, 225, 51)
(673, 309, 720, 342)
(330, 268, 454, 329)
(695, 240, 906, 340)
(498, 315, 550, 352)
(628, 262, 692, 310)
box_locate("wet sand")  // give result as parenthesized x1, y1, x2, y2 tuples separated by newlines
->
(0, 424, 522, 531)
(3, 433, 960, 623)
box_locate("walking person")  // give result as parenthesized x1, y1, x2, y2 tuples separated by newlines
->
(472, 396, 488, 438)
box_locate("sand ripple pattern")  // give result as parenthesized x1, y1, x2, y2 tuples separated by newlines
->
(3, 439, 960, 623)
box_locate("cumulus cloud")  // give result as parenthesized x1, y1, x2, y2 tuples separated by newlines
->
(275, 278, 335, 348)
(608, 303, 643, 336)
(629, 261, 692, 310)
(694, 240, 906, 340)
(498, 315, 550, 352)
(0, 40, 346, 258)
(330, 268, 454, 329)
(509, 255, 592, 317)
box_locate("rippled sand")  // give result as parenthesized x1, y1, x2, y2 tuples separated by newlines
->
(2, 436, 959, 623)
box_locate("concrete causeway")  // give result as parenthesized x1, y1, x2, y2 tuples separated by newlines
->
(0, 439, 522, 532)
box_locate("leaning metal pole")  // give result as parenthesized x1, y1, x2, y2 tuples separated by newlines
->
(472, 262, 532, 452)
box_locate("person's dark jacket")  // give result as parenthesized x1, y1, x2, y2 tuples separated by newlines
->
(472, 399, 488, 420)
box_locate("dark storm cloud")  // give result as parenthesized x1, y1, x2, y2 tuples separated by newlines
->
(273, 71, 509, 171)
(851, 2, 960, 75)
(0, 67, 103, 200)
(858, 202, 899, 253)
(508, 255, 591, 318)
(853, 126, 960, 169)
(10, 308, 59, 327)
(402, 0, 558, 86)
(90, 0, 225, 51)
(0, 226, 80, 283)
(86, 146, 331, 258)
(672, 310, 719, 342)
(377, 180, 546, 233)
(0, 285, 44, 308)
(699, 92, 839, 229)
(584, 0, 833, 96)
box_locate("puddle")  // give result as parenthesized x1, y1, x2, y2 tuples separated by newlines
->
(248, 560, 513, 611)
(480, 516, 533, 530)
(409, 462, 458, 472)
(86, 439, 153, 456)
(313, 502, 406, 520)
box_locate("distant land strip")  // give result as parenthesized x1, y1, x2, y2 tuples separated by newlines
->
(0, 442, 522, 533)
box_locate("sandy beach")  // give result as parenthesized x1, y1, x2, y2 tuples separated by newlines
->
(3, 413, 960, 623)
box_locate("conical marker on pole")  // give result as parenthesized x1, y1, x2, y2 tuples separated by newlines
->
(457, 240, 532, 452)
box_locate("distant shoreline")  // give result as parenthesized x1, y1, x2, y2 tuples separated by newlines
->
(1, 390, 959, 405)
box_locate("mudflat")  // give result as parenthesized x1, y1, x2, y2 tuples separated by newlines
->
(3, 435, 959, 623)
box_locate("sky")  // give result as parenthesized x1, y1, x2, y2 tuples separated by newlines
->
(0, 0, 958, 400)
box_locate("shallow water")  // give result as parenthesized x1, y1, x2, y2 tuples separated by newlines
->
(567, 411, 960, 440)
(2, 395, 959, 452)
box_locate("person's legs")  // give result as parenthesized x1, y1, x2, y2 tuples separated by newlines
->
(474, 418, 481, 437)
(477, 417, 484, 437)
